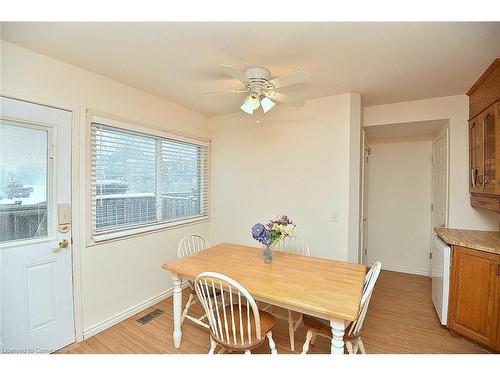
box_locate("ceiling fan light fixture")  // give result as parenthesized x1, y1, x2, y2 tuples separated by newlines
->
(240, 94, 260, 115)
(261, 97, 276, 113)
(240, 102, 254, 115)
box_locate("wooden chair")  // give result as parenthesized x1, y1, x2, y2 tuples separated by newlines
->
(272, 236, 311, 257)
(194, 272, 278, 354)
(271, 236, 311, 352)
(301, 261, 382, 354)
(177, 234, 211, 329)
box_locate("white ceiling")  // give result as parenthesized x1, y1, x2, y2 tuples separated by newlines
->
(1, 22, 499, 116)
(365, 120, 448, 140)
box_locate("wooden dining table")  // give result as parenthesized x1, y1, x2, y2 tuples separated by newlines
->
(161, 243, 366, 354)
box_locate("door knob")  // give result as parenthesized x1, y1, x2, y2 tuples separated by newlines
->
(54, 239, 69, 252)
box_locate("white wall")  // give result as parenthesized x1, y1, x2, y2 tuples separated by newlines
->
(364, 95, 499, 231)
(208, 93, 361, 261)
(367, 136, 432, 275)
(0, 41, 210, 336)
(348, 94, 362, 262)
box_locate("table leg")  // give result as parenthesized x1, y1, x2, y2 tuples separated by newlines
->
(172, 272, 183, 348)
(330, 318, 346, 354)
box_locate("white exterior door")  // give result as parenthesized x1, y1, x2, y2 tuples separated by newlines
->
(0, 97, 75, 353)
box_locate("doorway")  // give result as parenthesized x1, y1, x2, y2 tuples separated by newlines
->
(361, 120, 449, 276)
(0, 97, 75, 353)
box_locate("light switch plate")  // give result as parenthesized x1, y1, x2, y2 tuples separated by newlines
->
(330, 210, 339, 222)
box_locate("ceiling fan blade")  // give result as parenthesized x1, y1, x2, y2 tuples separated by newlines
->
(201, 89, 248, 94)
(270, 71, 310, 89)
(266, 91, 305, 107)
(217, 64, 247, 82)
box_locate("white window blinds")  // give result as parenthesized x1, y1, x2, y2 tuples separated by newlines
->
(90, 119, 209, 239)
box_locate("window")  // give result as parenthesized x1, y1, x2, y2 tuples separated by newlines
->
(90, 117, 209, 241)
(0, 121, 50, 243)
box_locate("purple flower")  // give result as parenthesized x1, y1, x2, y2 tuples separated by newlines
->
(252, 223, 272, 246)
(252, 223, 265, 240)
(277, 214, 293, 225)
(260, 230, 272, 246)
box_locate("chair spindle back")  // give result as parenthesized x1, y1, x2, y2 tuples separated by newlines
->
(347, 261, 382, 336)
(194, 272, 262, 347)
(178, 234, 209, 258)
(272, 236, 311, 256)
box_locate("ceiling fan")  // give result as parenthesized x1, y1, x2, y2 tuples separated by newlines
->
(204, 65, 311, 115)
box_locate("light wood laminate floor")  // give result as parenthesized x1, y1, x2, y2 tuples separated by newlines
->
(60, 270, 491, 354)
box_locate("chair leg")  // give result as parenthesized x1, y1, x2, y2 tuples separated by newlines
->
(301, 330, 313, 354)
(310, 332, 317, 345)
(267, 331, 277, 354)
(288, 310, 295, 352)
(346, 340, 354, 354)
(181, 293, 194, 324)
(208, 338, 217, 355)
(358, 338, 366, 354)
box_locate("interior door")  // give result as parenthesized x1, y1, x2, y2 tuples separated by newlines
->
(431, 131, 448, 229)
(0, 97, 75, 353)
(430, 131, 448, 276)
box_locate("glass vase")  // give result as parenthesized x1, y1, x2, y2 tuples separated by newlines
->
(263, 244, 273, 264)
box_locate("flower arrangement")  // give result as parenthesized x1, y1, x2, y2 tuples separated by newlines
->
(252, 215, 296, 263)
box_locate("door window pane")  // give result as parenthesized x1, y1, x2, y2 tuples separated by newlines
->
(0, 123, 49, 243)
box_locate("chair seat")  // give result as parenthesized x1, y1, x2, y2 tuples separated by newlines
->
(302, 315, 359, 341)
(211, 305, 275, 350)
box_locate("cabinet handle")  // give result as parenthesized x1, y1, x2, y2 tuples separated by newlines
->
(497, 263, 500, 277)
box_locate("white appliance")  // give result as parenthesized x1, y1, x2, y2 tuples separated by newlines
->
(430, 234, 451, 325)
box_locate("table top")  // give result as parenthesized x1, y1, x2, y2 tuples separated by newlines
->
(162, 243, 367, 321)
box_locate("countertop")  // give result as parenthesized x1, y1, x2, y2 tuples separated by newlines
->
(434, 227, 500, 255)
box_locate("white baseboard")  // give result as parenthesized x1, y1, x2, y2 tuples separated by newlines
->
(369, 262, 429, 276)
(83, 281, 188, 340)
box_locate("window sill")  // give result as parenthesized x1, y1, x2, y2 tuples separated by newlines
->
(87, 216, 210, 247)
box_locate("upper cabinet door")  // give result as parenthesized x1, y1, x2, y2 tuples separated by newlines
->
(483, 103, 497, 194)
(469, 114, 484, 193)
(496, 102, 500, 195)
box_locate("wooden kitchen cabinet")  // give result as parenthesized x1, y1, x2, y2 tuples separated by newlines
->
(467, 59, 500, 211)
(483, 105, 497, 193)
(448, 246, 500, 351)
(469, 114, 484, 193)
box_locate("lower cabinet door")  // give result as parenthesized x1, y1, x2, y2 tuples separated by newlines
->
(448, 246, 499, 350)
